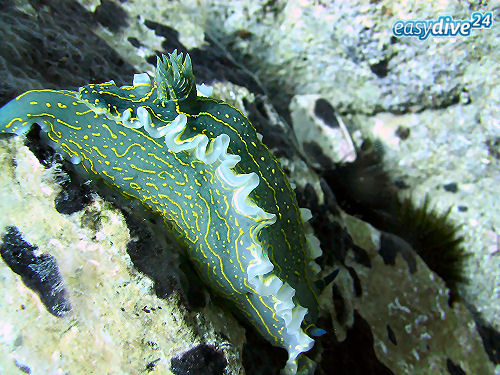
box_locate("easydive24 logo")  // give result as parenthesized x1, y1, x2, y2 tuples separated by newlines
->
(393, 12, 494, 40)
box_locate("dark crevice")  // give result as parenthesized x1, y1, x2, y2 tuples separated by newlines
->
(242, 317, 288, 375)
(170, 344, 227, 375)
(0, 226, 71, 317)
(94, 0, 128, 32)
(319, 310, 395, 375)
(369, 57, 389, 78)
(314, 98, 340, 128)
(446, 358, 467, 375)
(476, 320, 500, 364)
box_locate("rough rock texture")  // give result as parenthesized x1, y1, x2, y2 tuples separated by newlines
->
(0, 0, 498, 374)
(0, 137, 243, 375)
(340, 215, 491, 374)
(202, 0, 500, 338)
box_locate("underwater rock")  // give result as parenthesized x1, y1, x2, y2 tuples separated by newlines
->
(0, 0, 497, 374)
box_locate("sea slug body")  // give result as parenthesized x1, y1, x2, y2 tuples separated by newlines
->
(0, 51, 328, 374)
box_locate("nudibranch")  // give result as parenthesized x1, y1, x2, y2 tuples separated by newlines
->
(0, 51, 332, 374)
